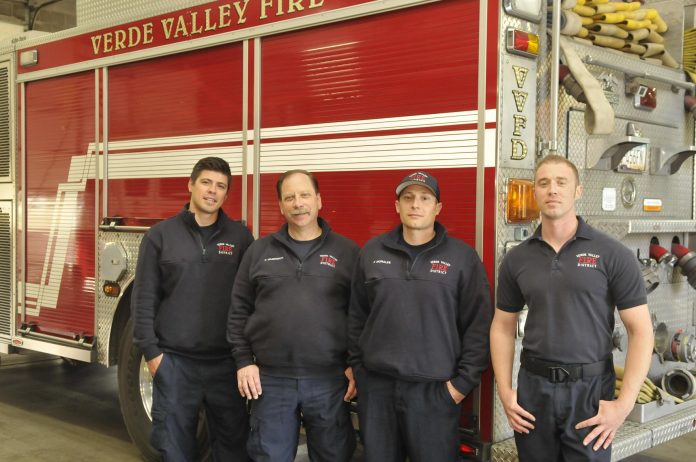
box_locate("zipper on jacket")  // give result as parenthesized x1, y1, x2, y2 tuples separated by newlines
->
(196, 233, 208, 263)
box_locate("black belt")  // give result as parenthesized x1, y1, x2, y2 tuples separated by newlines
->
(520, 351, 613, 383)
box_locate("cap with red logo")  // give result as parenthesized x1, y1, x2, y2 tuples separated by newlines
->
(395, 171, 440, 202)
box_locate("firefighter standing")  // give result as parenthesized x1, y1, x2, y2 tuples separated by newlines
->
(227, 170, 358, 462)
(348, 171, 492, 462)
(491, 155, 654, 461)
(132, 157, 253, 461)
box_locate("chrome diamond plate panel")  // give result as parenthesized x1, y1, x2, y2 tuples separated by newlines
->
(491, 437, 518, 462)
(96, 230, 145, 365)
(567, 111, 693, 221)
(610, 422, 654, 461)
(642, 405, 696, 445)
(493, 4, 543, 444)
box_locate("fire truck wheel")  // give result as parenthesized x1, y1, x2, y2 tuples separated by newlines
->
(117, 318, 211, 461)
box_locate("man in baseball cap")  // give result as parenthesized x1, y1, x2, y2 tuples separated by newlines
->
(349, 170, 492, 461)
(395, 171, 440, 202)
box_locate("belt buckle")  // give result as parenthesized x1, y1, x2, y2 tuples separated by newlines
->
(549, 366, 570, 383)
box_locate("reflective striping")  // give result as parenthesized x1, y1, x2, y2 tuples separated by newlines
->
(258, 130, 482, 172)
(259, 110, 497, 139)
(95, 110, 496, 151)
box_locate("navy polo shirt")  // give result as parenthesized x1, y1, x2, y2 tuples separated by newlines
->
(497, 217, 647, 364)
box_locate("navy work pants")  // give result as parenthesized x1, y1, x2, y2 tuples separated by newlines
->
(355, 367, 461, 462)
(150, 353, 249, 462)
(247, 374, 355, 462)
(515, 367, 616, 462)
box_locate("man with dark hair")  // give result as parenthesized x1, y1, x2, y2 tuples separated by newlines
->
(132, 156, 253, 461)
(228, 169, 358, 462)
(349, 171, 492, 462)
(491, 155, 653, 461)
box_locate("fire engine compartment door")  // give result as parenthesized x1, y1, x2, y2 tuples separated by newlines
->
(21, 71, 96, 342)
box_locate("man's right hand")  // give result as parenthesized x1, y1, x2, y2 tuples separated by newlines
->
(500, 388, 536, 434)
(146, 353, 163, 377)
(238, 364, 262, 399)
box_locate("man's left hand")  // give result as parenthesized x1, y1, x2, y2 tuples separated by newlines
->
(344, 367, 357, 401)
(446, 380, 465, 404)
(575, 399, 631, 450)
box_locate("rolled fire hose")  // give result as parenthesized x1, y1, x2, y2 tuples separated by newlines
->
(643, 8, 659, 20)
(653, 14, 668, 33)
(615, 1, 641, 12)
(588, 23, 629, 39)
(594, 13, 625, 24)
(662, 368, 696, 401)
(660, 50, 679, 69)
(623, 42, 647, 55)
(626, 28, 649, 42)
(560, 37, 615, 135)
(560, 11, 582, 36)
(617, 19, 652, 31)
(623, 10, 648, 21)
(588, 34, 625, 50)
(647, 29, 665, 44)
(574, 5, 596, 17)
(577, 27, 589, 39)
(594, 3, 616, 14)
(561, 0, 577, 9)
(642, 43, 665, 58)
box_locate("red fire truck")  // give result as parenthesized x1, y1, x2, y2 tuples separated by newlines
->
(1, 0, 696, 460)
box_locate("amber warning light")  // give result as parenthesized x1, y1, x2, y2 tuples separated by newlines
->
(103, 281, 121, 297)
(506, 178, 539, 224)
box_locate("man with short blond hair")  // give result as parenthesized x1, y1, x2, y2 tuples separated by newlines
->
(491, 155, 653, 461)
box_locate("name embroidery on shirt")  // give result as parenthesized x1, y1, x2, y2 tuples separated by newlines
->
(216, 242, 235, 255)
(320, 254, 337, 268)
(264, 256, 284, 262)
(430, 260, 451, 275)
(576, 252, 600, 268)
(372, 259, 391, 265)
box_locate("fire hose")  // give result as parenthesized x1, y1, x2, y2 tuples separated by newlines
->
(614, 365, 684, 404)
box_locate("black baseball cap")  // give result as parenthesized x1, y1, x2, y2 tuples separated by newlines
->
(395, 171, 440, 202)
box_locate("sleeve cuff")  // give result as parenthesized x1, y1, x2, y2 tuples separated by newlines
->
(142, 345, 162, 362)
(451, 376, 474, 397)
(234, 356, 255, 370)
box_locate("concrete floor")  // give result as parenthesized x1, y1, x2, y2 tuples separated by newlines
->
(0, 352, 693, 461)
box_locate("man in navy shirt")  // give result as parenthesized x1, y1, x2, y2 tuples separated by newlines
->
(491, 155, 653, 461)
(349, 171, 491, 462)
(228, 170, 358, 462)
(133, 157, 253, 461)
